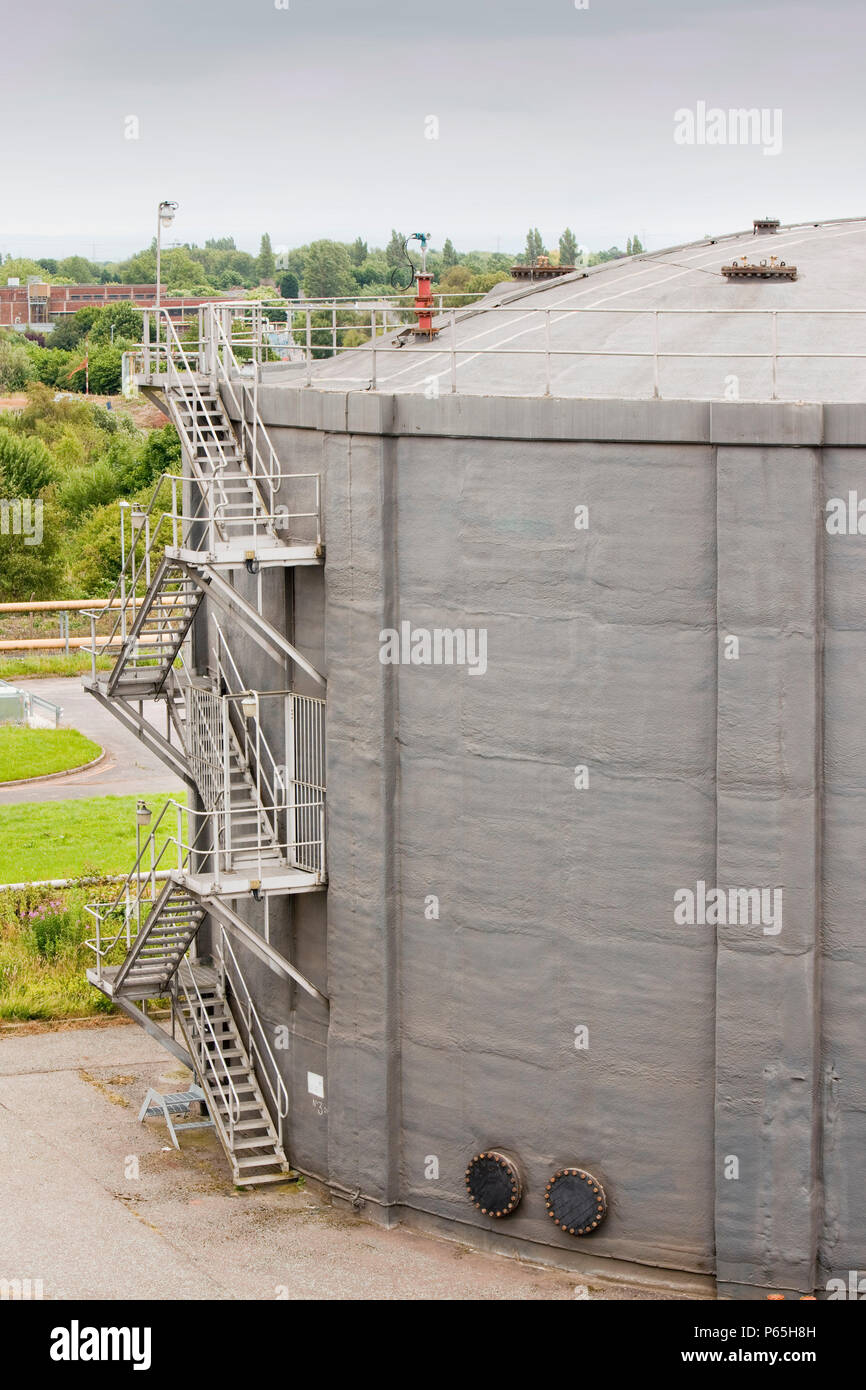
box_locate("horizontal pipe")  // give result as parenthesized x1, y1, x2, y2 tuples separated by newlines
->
(0, 599, 143, 614)
(0, 870, 172, 892)
(0, 636, 125, 652)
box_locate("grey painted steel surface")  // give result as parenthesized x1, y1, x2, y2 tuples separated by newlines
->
(211, 231, 866, 1295)
(283, 218, 866, 403)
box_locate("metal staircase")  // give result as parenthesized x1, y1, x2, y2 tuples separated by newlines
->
(83, 304, 329, 1188)
(164, 384, 280, 548)
(174, 958, 290, 1186)
(106, 558, 205, 697)
(110, 881, 207, 998)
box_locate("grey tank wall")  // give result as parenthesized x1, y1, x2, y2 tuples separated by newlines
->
(221, 388, 866, 1295)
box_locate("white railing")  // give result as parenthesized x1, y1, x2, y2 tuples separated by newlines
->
(127, 309, 323, 548)
(173, 956, 242, 1146)
(215, 924, 289, 1148)
(131, 298, 866, 400)
(82, 472, 204, 679)
(213, 619, 327, 878)
(85, 789, 326, 983)
(84, 798, 194, 981)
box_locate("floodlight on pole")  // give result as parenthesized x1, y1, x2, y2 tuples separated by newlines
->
(155, 200, 178, 314)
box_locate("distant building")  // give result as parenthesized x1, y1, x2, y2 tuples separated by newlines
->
(0, 281, 234, 330)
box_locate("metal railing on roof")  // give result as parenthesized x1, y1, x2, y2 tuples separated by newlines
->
(125, 297, 866, 401)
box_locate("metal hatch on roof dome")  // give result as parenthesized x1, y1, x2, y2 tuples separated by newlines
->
(722, 254, 797, 280)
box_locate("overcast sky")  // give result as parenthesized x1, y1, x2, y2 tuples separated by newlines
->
(1, 0, 863, 259)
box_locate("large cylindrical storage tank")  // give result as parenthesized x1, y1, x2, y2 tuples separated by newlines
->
(220, 220, 866, 1298)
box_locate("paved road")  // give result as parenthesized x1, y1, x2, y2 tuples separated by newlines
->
(0, 1024, 701, 1301)
(0, 678, 183, 805)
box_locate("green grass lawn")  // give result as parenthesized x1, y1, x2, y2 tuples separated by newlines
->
(0, 654, 114, 681)
(0, 794, 186, 1019)
(0, 726, 102, 783)
(0, 793, 186, 884)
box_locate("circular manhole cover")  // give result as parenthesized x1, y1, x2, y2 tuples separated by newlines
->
(465, 1150, 523, 1218)
(545, 1168, 607, 1235)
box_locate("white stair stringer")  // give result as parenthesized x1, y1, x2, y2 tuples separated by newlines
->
(164, 385, 279, 547)
(174, 960, 290, 1186)
(111, 879, 207, 997)
(106, 558, 206, 698)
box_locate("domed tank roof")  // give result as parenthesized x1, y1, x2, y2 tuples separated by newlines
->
(305, 217, 866, 402)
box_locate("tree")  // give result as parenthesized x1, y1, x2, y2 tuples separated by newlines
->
(350, 237, 368, 266)
(57, 256, 99, 283)
(442, 238, 459, 269)
(49, 306, 101, 351)
(386, 229, 406, 267)
(302, 241, 355, 298)
(257, 233, 276, 284)
(626, 237, 633, 256)
(0, 499, 64, 600)
(26, 346, 78, 389)
(0, 339, 35, 391)
(632, 233, 645, 254)
(1, 257, 47, 284)
(37, 258, 58, 275)
(205, 237, 236, 251)
(559, 228, 578, 266)
(89, 303, 143, 345)
(279, 271, 299, 300)
(87, 345, 125, 395)
(0, 429, 57, 495)
(523, 228, 547, 263)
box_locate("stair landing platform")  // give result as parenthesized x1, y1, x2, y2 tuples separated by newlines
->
(166, 543, 323, 569)
(180, 865, 325, 897)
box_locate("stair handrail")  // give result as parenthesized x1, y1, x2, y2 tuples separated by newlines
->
(215, 617, 327, 876)
(206, 306, 280, 516)
(175, 958, 241, 1135)
(82, 473, 211, 679)
(206, 308, 323, 548)
(214, 618, 283, 814)
(138, 307, 323, 550)
(84, 799, 207, 975)
(148, 308, 264, 547)
(217, 924, 289, 1139)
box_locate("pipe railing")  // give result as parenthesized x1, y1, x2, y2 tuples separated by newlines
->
(131, 301, 866, 401)
(173, 956, 242, 1142)
(216, 924, 289, 1146)
(81, 472, 201, 678)
(84, 798, 193, 978)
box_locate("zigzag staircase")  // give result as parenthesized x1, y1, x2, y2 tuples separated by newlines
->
(107, 881, 207, 999)
(163, 385, 281, 550)
(107, 558, 206, 698)
(84, 307, 328, 1186)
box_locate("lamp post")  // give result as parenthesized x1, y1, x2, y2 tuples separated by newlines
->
(155, 200, 177, 347)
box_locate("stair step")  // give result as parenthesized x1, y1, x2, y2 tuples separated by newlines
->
(234, 1153, 283, 1168)
(234, 1171, 293, 1186)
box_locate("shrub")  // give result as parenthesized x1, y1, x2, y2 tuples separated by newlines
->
(0, 339, 35, 392)
(0, 498, 65, 600)
(0, 428, 57, 495)
(56, 458, 123, 519)
(25, 900, 73, 960)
